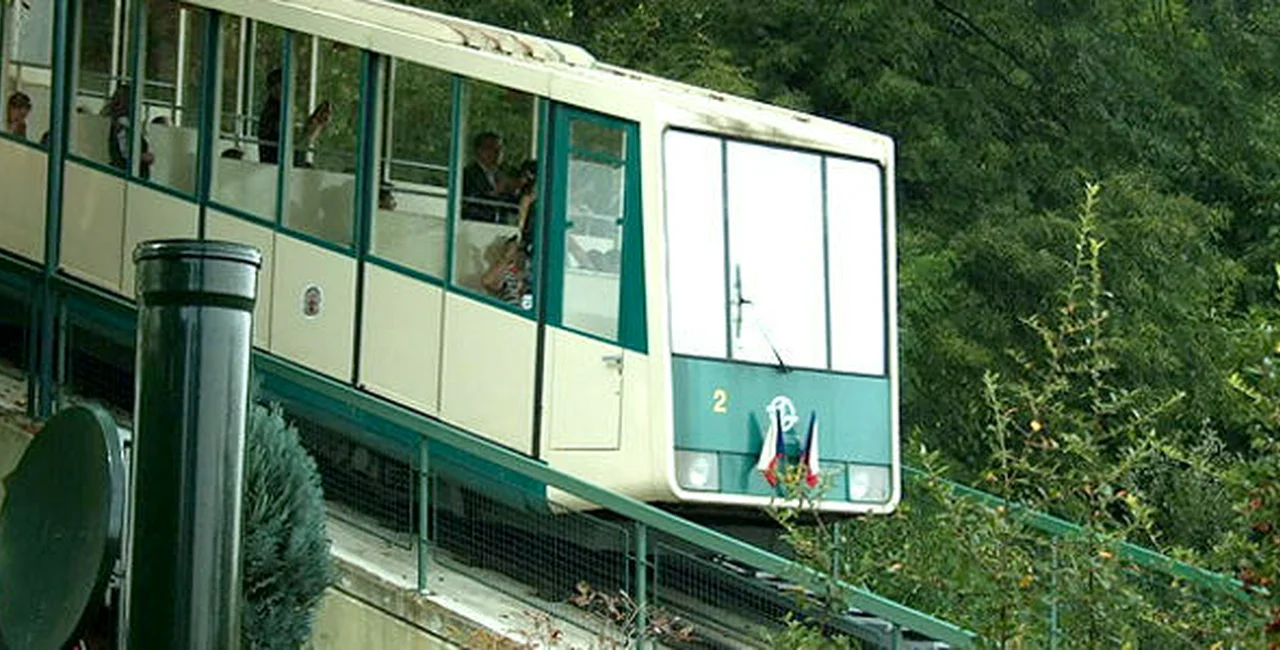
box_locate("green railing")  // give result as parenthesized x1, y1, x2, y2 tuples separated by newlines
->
(258, 352, 979, 648)
(904, 466, 1249, 603)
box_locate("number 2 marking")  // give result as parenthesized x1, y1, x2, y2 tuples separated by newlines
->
(712, 388, 728, 413)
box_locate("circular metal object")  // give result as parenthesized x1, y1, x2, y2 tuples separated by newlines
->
(0, 405, 124, 650)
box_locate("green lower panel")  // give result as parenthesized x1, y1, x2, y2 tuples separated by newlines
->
(672, 355, 893, 464)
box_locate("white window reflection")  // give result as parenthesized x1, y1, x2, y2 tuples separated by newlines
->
(726, 141, 826, 369)
(662, 131, 726, 358)
(562, 155, 624, 340)
(826, 158, 885, 375)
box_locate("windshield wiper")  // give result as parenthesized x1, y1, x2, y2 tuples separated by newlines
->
(734, 265, 789, 374)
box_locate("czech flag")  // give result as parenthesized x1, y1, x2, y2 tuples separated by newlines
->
(755, 408, 785, 486)
(801, 412, 820, 488)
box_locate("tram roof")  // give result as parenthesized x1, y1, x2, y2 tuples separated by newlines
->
(186, 0, 892, 158)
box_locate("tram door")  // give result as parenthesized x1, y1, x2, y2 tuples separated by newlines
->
(540, 107, 643, 452)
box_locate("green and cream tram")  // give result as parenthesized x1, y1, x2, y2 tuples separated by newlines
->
(0, 0, 898, 513)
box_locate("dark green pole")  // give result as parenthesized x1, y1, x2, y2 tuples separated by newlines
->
(122, 240, 261, 650)
(35, 0, 73, 418)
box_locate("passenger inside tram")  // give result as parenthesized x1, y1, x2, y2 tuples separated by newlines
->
(481, 159, 539, 305)
(257, 68, 332, 167)
(103, 84, 153, 180)
(461, 131, 520, 224)
(6, 92, 30, 138)
(378, 186, 397, 211)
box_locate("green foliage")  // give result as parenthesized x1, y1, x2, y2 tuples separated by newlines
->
(769, 189, 1261, 647)
(241, 403, 332, 650)
(1212, 265, 1280, 643)
(757, 615, 857, 650)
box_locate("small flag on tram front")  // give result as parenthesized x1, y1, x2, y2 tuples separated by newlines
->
(756, 408, 785, 486)
(801, 412, 820, 488)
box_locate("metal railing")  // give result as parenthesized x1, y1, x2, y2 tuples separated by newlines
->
(258, 351, 979, 647)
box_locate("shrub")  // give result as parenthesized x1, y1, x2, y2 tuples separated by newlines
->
(241, 403, 332, 649)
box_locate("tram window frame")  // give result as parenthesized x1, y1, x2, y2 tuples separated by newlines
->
(545, 106, 647, 354)
(448, 76, 544, 318)
(278, 32, 361, 251)
(661, 128, 889, 376)
(208, 18, 286, 226)
(366, 57, 456, 283)
(66, 0, 141, 176)
(0, 0, 55, 149)
(129, 0, 206, 199)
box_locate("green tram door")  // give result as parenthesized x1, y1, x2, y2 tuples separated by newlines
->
(540, 107, 646, 454)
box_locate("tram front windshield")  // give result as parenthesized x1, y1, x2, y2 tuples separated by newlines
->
(663, 130, 886, 376)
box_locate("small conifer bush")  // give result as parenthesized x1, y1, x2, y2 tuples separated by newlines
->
(241, 403, 332, 649)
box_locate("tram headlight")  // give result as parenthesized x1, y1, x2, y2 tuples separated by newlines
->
(675, 451, 720, 491)
(846, 464, 890, 503)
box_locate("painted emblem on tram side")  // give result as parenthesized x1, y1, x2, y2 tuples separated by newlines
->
(765, 395, 798, 433)
(302, 284, 323, 318)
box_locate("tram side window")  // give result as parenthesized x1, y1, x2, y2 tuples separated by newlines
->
(560, 118, 628, 340)
(136, 0, 204, 194)
(70, 1, 133, 168)
(211, 20, 284, 221)
(282, 35, 358, 248)
(453, 78, 537, 307)
(371, 60, 453, 278)
(2, 0, 54, 145)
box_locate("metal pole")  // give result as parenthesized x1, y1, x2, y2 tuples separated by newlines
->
(121, 240, 261, 650)
(37, 0, 72, 419)
(417, 436, 430, 594)
(634, 522, 649, 649)
(175, 7, 188, 125)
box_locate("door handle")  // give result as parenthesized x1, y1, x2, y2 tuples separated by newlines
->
(602, 354, 623, 370)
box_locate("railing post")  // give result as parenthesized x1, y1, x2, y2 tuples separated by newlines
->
(122, 240, 261, 650)
(634, 522, 649, 649)
(1049, 539, 1060, 649)
(418, 436, 431, 594)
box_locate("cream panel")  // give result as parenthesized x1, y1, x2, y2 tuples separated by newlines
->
(270, 235, 356, 380)
(546, 352, 661, 508)
(0, 138, 46, 262)
(206, 210, 276, 348)
(544, 328, 621, 451)
(61, 162, 125, 293)
(360, 265, 443, 415)
(119, 185, 199, 298)
(439, 294, 536, 454)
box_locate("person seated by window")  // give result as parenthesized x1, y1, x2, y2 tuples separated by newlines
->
(103, 84, 153, 179)
(378, 185, 398, 211)
(480, 161, 541, 308)
(257, 69, 331, 167)
(481, 234, 530, 307)
(6, 91, 30, 138)
(461, 131, 519, 223)
(514, 160, 538, 254)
